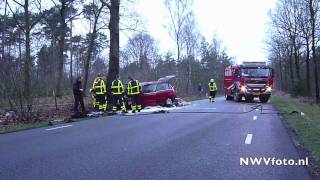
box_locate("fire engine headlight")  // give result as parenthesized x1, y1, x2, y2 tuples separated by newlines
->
(240, 86, 246, 92)
(266, 86, 272, 92)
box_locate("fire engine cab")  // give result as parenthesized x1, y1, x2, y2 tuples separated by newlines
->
(224, 61, 274, 103)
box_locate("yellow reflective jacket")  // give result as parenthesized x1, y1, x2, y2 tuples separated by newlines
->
(92, 78, 106, 95)
(208, 82, 218, 91)
(111, 79, 124, 95)
(128, 80, 142, 95)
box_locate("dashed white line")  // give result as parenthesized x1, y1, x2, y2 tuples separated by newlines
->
(253, 116, 257, 120)
(192, 108, 217, 110)
(46, 125, 73, 131)
(245, 134, 253, 144)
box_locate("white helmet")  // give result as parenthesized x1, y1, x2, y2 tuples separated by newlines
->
(210, 79, 214, 82)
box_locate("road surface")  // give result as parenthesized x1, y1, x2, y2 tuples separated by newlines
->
(0, 97, 311, 180)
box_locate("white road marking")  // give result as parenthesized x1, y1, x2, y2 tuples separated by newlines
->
(189, 108, 217, 110)
(46, 125, 73, 131)
(245, 134, 253, 144)
(253, 116, 257, 120)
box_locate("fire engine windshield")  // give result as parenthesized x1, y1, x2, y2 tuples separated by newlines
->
(241, 68, 272, 77)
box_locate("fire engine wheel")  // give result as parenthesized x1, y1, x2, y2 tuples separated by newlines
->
(259, 96, 269, 103)
(233, 92, 241, 102)
(225, 93, 233, 101)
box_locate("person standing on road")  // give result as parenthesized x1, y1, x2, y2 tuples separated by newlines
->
(91, 75, 99, 110)
(127, 76, 142, 113)
(73, 76, 86, 113)
(198, 83, 203, 97)
(111, 74, 127, 113)
(208, 79, 218, 102)
(91, 74, 107, 112)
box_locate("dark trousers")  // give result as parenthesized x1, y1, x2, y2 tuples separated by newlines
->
(111, 94, 126, 111)
(209, 91, 216, 100)
(95, 94, 107, 111)
(74, 95, 85, 112)
(130, 94, 141, 111)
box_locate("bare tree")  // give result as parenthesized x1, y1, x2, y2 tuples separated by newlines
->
(165, 0, 193, 63)
(182, 12, 199, 95)
(122, 32, 159, 80)
(82, 0, 107, 93)
(1, 0, 8, 60)
(7, 0, 43, 107)
(165, 0, 193, 95)
(298, 0, 312, 95)
(55, 0, 76, 97)
(308, 0, 320, 103)
(100, 0, 120, 90)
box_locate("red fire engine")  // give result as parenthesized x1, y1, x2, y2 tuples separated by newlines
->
(224, 62, 274, 103)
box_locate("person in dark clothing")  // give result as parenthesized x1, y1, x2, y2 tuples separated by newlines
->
(73, 76, 85, 112)
(198, 83, 203, 97)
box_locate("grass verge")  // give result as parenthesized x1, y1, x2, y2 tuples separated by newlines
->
(0, 122, 49, 134)
(0, 116, 92, 134)
(271, 95, 320, 164)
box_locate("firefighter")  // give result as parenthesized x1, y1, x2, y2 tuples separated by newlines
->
(91, 76, 99, 110)
(92, 74, 107, 112)
(208, 79, 218, 102)
(111, 74, 127, 113)
(127, 76, 142, 113)
(73, 76, 85, 113)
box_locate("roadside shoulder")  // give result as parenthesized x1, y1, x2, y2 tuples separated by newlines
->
(271, 96, 320, 179)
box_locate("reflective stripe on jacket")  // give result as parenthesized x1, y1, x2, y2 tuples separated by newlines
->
(93, 79, 106, 95)
(111, 80, 124, 95)
(128, 80, 142, 95)
(208, 82, 218, 91)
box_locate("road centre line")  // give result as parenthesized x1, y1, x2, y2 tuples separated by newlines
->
(46, 125, 73, 131)
(191, 108, 217, 110)
(253, 116, 257, 120)
(245, 134, 253, 144)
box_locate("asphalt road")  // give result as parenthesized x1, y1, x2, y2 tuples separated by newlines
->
(0, 97, 311, 180)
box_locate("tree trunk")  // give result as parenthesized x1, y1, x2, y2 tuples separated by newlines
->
(293, 43, 300, 80)
(305, 40, 311, 95)
(18, 30, 22, 71)
(83, 17, 99, 94)
(284, 58, 288, 91)
(309, 0, 320, 103)
(70, 20, 73, 85)
(187, 56, 192, 95)
(107, 0, 120, 89)
(279, 60, 283, 91)
(289, 47, 294, 86)
(24, 0, 31, 107)
(1, 0, 8, 59)
(56, 2, 67, 97)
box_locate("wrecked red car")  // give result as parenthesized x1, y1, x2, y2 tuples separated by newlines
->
(140, 75, 176, 107)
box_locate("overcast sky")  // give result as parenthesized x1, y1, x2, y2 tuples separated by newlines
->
(136, 0, 277, 63)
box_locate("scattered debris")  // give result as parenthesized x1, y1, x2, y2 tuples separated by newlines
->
(48, 119, 65, 126)
(87, 111, 104, 117)
(175, 98, 191, 106)
(289, 110, 299, 115)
